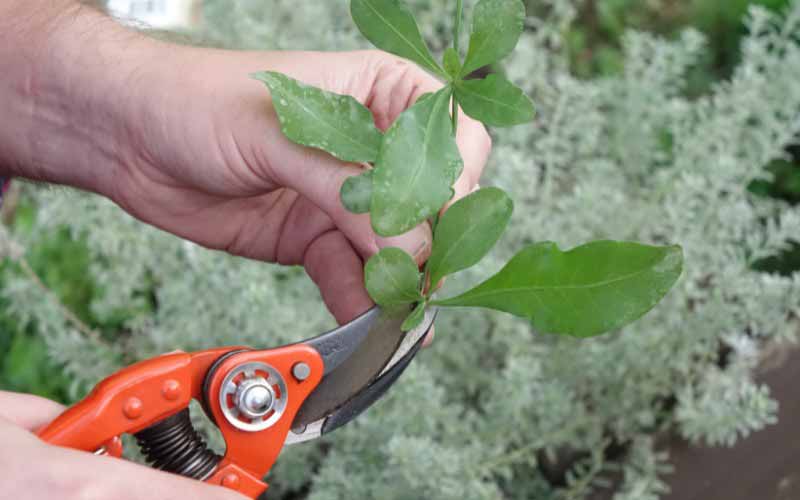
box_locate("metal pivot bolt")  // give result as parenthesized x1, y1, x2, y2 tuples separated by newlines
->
(235, 378, 275, 419)
(292, 362, 311, 381)
(219, 362, 287, 432)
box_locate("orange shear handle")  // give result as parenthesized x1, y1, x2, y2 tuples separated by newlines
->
(37, 348, 231, 453)
(36, 345, 324, 499)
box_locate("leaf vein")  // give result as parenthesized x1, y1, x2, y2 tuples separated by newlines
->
(281, 90, 374, 155)
(443, 263, 661, 303)
(458, 83, 519, 111)
(361, 0, 439, 72)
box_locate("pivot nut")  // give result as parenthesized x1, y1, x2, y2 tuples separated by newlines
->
(219, 362, 287, 432)
(235, 378, 275, 419)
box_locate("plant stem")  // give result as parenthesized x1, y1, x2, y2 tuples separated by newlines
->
(422, 212, 439, 298)
(18, 255, 106, 345)
(451, 0, 463, 136)
(454, 0, 463, 53)
(451, 94, 459, 136)
(0, 182, 21, 225)
(430, 212, 440, 234)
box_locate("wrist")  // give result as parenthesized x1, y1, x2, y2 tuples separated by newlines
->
(0, 1, 163, 196)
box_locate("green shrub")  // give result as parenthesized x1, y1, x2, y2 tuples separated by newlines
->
(1, 1, 799, 498)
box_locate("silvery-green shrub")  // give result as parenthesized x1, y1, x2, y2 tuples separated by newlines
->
(2, 1, 799, 498)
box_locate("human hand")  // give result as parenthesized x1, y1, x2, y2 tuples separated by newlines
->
(0, 2, 491, 327)
(0, 391, 246, 500)
(105, 48, 490, 326)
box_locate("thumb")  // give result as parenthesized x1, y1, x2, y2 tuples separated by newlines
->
(0, 407, 248, 500)
(51, 448, 250, 500)
(0, 391, 65, 431)
(30, 441, 249, 500)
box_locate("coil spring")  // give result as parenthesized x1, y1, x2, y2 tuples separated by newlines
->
(134, 408, 221, 480)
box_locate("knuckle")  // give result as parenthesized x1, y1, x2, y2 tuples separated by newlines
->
(363, 49, 393, 76)
(483, 129, 493, 152)
(372, 51, 421, 83)
(367, 48, 399, 66)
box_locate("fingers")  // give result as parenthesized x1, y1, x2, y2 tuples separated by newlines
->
(0, 391, 65, 431)
(267, 144, 377, 258)
(29, 444, 246, 500)
(367, 53, 492, 210)
(422, 326, 436, 347)
(0, 408, 247, 500)
(367, 57, 431, 131)
(449, 113, 491, 208)
(304, 229, 374, 324)
(271, 139, 432, 263)
(50, 450, 249, 500)
(376, 224, 432, 267)
(366, 53, 439, 129)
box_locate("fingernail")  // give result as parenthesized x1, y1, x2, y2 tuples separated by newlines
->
(411, 239, 428, 258)
(376, 223, 432, 265)
(422, 326, 435, 347)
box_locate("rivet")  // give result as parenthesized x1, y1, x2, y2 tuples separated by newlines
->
(292, 362, 311, 381)
(222, 473, 241, 490)
(123, 397, 143, 419)
(161, 379, 181, 401)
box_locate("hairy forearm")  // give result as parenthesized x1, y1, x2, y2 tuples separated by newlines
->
(0, 0, 163, 195)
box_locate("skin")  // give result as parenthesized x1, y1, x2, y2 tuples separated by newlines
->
(0, 391, 248, 499)
(0, 1, 491, 498)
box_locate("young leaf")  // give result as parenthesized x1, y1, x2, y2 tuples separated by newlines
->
(443, 48, 462, 79)
(432, 241, 683, 338)
(252, 71, 382, 163)
(371, 87, 463, 237)
(455, 74, 534, 127)
(461, 0, 526, 76)
(350, 0, 445, 78)
(401, 301, 426, 331)
(365, 247, 423, 306)
(427, 187, 513, 286)
(341, 171, 373, 214)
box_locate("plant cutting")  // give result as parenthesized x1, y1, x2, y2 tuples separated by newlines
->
(252, 0, 683, 337)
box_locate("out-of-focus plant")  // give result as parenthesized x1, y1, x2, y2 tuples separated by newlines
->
(561, 0, 793, 82)
(1, 1, 799, 498)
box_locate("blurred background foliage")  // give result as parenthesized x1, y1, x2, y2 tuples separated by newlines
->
(0, 193, 151, 399)
(561, 0, 791, 84)
(6, 0, 796, 402)
(0, 0, 800, 500)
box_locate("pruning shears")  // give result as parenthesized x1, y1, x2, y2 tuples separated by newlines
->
(37, 305, 436, 498)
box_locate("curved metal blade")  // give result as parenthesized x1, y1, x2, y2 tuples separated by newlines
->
(291, 305, 435, 429)
(317, 328, 426, 435)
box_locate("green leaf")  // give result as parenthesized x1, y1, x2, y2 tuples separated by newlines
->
(365, 247, 423, 306)
(427, 187, 513, 286)
(370, 87, 463, 236)
(462, 0, 526, 76)
(432, 241, 683, 337)
(401, 301, 427, 331)
(455, 74, 534, 127)
(443, 48, 462, 80)
(341, 170, 373, 214)
(350, 0, 445, 78)
(252, 71, 382, 163)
